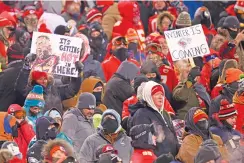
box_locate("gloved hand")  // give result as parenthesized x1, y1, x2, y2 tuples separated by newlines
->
(75, 61, 84, 73)
(187, 66, 201, 85)
(201, 10, 210, 19)
(23, 53, 37, 69)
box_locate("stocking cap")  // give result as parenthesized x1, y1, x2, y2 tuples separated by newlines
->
(0, 17, 13, 27)
(87, 8, 102, 23)
(176, 11, 191, 27)
(0, 11, 16, 27)
(151, 85, 164, 96)
(111, 32, 125, 43)
(38, 23, 51, 34)
(235, 0, 244, 11)
(219, 99, 237, 121)
(193, 109, 208, 124)
(225, 68, 243, 84)
(30, 71, 48, 82)
(22, 5, 41, 19)
(24, 85, 45, 108)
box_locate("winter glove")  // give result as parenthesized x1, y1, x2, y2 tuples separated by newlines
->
(75, 61, 84, 73)
(23, 53, 37, 70)
(187, 66, 201, 85)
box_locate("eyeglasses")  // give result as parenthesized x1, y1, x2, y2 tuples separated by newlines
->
(145, 43, 162, 53)
(113, 37, 128, 46)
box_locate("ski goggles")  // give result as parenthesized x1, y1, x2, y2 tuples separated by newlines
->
(112, 37, 128, 46)
(145, 43, 162, 54)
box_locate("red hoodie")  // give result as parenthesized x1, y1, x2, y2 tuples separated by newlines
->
(113, 1, 145, 50)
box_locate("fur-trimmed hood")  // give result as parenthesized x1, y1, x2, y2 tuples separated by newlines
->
(42, 139, 75, 159)
(0, 149, 13, 163)
(157, 11, 175, 33)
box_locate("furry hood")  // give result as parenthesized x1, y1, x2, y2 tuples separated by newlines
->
(157, 11, 175, 33)
(42, 139, 75, 159)
(220, 59, 238, 83)
(0, 149, 13, 163)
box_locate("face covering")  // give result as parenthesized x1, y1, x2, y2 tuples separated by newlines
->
(228, 29, 238, 39)
(102, 117, 118, 134)
(90, 35, 103, 47)
(47, 127, 57, 140)
(113, 48, 128, 62)
(93, 92, 102, 104)
(128, 42, 138, 58)
(196, 120, 209, 131)
(11, 124, 18, 138)
(222, 120, 233, 130)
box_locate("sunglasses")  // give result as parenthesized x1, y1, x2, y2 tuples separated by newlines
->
(113, 37, 128, 46)
(146, 43, 162, 53)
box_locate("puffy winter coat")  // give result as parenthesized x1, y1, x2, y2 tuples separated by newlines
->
(15, 68, 82, 115)
(176, 133, 228, 163)
(61, 108, 96, 154)
(101, 2, 121, 41)
(14, 120, 35, 162)
(130, 149, 157, 163)
(132, 106, 179, 157)
(173, 82, 211, 120)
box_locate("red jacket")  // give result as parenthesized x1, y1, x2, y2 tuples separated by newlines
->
(234, 103, 244, 134)
(225, 4, 236, 16)
(101, 55, 139, 82)
(14, 120, 35, 162)
(148, 14, 157, 34)
(211, 84, 223, 99)
(158, 64, 178, 92)
(113, 1, 145, 50)
(122, 95, 175, 120)
(130, 149, 157, 163)
(218, 41, 237, 60)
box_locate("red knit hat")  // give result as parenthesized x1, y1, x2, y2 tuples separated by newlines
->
(151, 85, 164, 96)
(225, 68, 243, 84)
(219, 99, 237, 121)
(22, 9, 40, 19)
(31, 71, 48, 81)
(38, 24, 51, 33)
(235, 0, 244, 11)
(193, 109, 208, 124)
(86, 8, 102, 23)
(0, 17, 13, 27)
(0, 11, 16, 27)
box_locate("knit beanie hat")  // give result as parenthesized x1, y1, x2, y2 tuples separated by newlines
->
(235, 1, 244, 11)
(54, 25, 70, 35)
(24, 85, 45, 108)
(219, 99, 237, 121)
(176, 11, 191, 27)
(86, 8, 102, 23)
(44, 108, 62, 119)
(194, 139, 221, 163)
(223, 16, 240, 29)
(193, 109, 208, 124)
(30, 71, 48, 82)
(77, 92, 96, 110)
(225, 68, 243, 84)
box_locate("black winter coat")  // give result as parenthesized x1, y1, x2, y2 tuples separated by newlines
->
(27, 140, 47, 163)
(0, 61, 24, 111)
(132, 106, 179, 157)
(15, 68, 82, 115)
(103, 73, 134, 116)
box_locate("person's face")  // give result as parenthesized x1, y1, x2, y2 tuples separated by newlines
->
(52, 150, 67, 160)
(147, 53, 162, 65)
(82, 108, 95, 119)
(3, 26, 14, 39)
(159, 38, 168, 52)
(24, 14, 38, 33)
(161, 17, 171, 31)
(152, 91, 164, 109)
(91, 31, 101, 38)
(30, 106, 40, 115)
(67, 2, 81, 15)
(146, 73, 157, 79)
(226, 116, 237, 127)
(36, 37, 52, 58)
(36, 77, 48, 87)
(112, 37, 128, 50)
(152, 135, 157, 146)
(154, 1, 166, 10)
(93, 86, 103, 92)
(206, 160, 215, 163)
